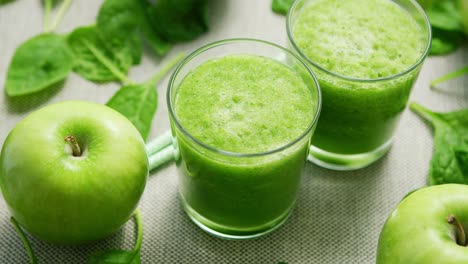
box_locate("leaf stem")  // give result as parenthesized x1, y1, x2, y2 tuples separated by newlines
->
(48, 0, 73, 32)
(409, 102, 436, 123)
(448, 215, 467, 246)
(146, 131, 172, 156)
(146, 52, 186, 87)
(10, 217, 37, 264)
(148, 145, 175, 171)
(82, 40, 134, 85)
(133, 209, 143, 253)
(431, 67, 468, 88)
(43, 0, 53, 32)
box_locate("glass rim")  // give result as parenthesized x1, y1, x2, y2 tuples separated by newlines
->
(286, 0, 432, 83)
(167, 38, 322, 158)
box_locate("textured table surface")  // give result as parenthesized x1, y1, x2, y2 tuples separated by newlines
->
(0, 0, 467, 263)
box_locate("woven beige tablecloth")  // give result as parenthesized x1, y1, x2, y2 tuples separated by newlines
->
(1, 0, 467, 263)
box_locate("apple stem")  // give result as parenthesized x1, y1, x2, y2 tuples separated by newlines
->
(448, 215, 467, 246)
(65, 135, 81, 157)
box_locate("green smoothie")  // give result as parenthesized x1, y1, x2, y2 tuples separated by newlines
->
(172, 54, 317, 236)
(291, 0, 428, 155)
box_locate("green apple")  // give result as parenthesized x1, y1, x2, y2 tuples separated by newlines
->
(377, 184, 468, 263)
(0, 101, 148, 244)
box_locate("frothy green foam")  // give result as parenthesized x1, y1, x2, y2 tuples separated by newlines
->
(293, 0, 426, 79)
(175, 55, 315, 154)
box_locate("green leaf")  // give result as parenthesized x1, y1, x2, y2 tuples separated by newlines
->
(461, 0, 468, 34)
(148, 0, 209, 42)
(97, 0, 140, 40)
(107, 83, 157, 140)
(429, 28, 464, 55)
(87, 210, 143, 264)
(416, 0, 433, 10)
(98, 0, 172, 57)
(422, 0, 467, 55)
(140, 22, 171, 56)
(138, 0, 172, 56)
(67, 25, 133, 83)
(455, 149, 468, 177)
(271, 0, 294, 15)
(128, 35, 143, 65)
(107, 52, 185, 140)
(410, 103, 468, 185)
(0, 0, 16, 5)
(5, 33, 74, 96)
(426, 0, 464, 32)
(97, 0, 142, 64)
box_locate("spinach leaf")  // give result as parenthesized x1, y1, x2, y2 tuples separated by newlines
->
(140, 20, 171, 56)
(5, 33, 74, 96)
(147, 0, 209, 42)
(430, 28, 465, 55)
(410, 103, 468, 185)
(97, 0, 140, 40)
(128, 34, 143, 65)
(67, 25, 133, 83)
(138, 0, 172, 56)
(107, 53, 185, 140)
(0, 0, 16, 5)
(97, 0, 210, 57)
(426, 0, 465, 32)
(455, 149, 468, 177)
(416, 0, 433, 10)
(462, 0, 468, 34)
(272, 0, 294, 15)
(97, 0, 171, 58)
(97, 0, 142, 64)
(423, 0, 467, 55)
(87, 210, 143, 264)
(107, 83, 157, 141)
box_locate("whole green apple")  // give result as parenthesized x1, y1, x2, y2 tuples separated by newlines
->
(377, 184, 468, 263)
(0, 101, 148, 244)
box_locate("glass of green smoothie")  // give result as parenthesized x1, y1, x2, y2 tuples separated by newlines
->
(167, 39, 321, 239)
(287, 0, 431, 170)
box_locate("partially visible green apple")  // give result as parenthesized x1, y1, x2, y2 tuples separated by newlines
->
(0, 101, 148, 244)
(377, 184, 468, 263)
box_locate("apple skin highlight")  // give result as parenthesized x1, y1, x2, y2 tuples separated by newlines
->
(0, 101, 148, 245)
(377, 184, 468, 264)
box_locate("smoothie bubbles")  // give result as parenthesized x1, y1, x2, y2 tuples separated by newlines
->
(287, 0, 431, 170)
(167, 39, 321, 239)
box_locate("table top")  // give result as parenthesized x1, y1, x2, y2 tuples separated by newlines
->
(1, 0, 467, 263)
